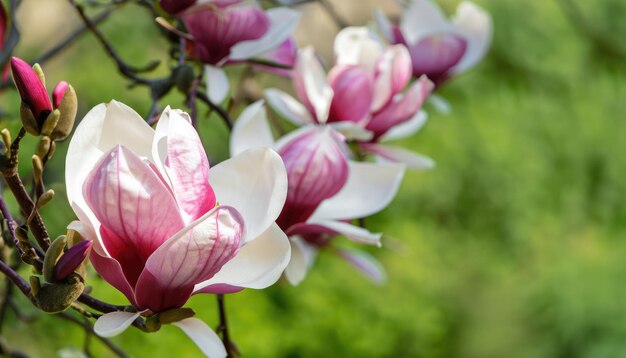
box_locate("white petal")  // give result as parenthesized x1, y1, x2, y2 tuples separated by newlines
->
(450, 1, 493, 75)
(229, 8, 300, 61)
(335, 248, 387, 284)
(195, 223, 291, 290)
(333, 26, 383, 70)
(373, 7, 394, 42)
(369, 144, 435, 170)
(93, 311, 141, 338)
(264, 88, 314, 126)
(172, 318, 226, 358)
(329, 121, 373, 141)
(401, 0, 454, 44)
(305, 219, 382, 246)
(428, 94, 452, 114)
(379, 110, 428, 142)
(204, 65, 230, 104)
(311, 161, 405, 221)
(209, 148, 288, 242)
(230, 100, 275, 156)
(284, 236, 318, 286)
(295, 47, 333, 123)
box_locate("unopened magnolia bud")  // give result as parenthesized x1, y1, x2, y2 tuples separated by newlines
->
(36, 136, 51, 158)
(36, 189, 55, 209)
(32, 155, 43, 183)
(32, 63, 46, 88)
(54, 240, 91, 281)
(43, 235, 66, 283)
(50, 82, 77, 141)
(1, 129, 11, 156)
(35, 274, 85, 313)
(41, 109, 60, 137)
(158, 307, 195, 324)
(145, 315, 162, 332)
(159, 0, 196, 14)
(172, 65, 195, 93)
(11, 57, 53, 135)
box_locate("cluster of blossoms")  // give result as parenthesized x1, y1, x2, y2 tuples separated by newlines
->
(0, 0, 491, 357)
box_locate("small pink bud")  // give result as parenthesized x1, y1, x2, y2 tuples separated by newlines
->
(54, 240, 92, 281)
(276, 127, 350, 229)
(52, 81, 69, 109)
(10, 57, 53, 134)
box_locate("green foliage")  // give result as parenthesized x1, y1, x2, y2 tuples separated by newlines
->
(3, 0, 626, 356)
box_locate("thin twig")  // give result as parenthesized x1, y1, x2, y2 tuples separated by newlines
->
(57, 311, 129, 358)
(216, 294, 237, 357)
(0, 259, 34, 305)
(197, 92, 234, 130)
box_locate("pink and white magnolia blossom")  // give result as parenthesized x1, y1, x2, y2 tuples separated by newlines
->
(375, 0, 492, 87)
(180, 2, 300, 103)
(65, 101, 290, 357)
(231, 101, 405, 285)
(266, 40, 435, 170)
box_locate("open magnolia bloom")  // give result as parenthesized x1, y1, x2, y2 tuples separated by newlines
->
(179, 1, 300, 103)
(266, 42, 435, 170)
(65, 101, 290, 357)
(375, 0, 492, 87)
(231, 101, 405, 285)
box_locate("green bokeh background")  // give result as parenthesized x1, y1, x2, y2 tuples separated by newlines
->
(3, 0, 626, 357)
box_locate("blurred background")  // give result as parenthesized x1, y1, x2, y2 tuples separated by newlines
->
(2, 0, 626, 356)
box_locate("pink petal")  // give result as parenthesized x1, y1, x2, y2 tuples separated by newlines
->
(254, 37, 298, 76)
(327, 65, 374, 123)
(184, 6, 270, 65)
(10, 56, 52, 121)
(276, 127, 349, 229)
(135, 206, 244, 312)
(83, 145, 185, 286)
(367, 76, 433, 140)
(407, 33, 467, 85)
(52, 81, 70, 109)
(54, 240, 92, 281)
(288, 220, 381, 246)
(159, 0, 196, 14)
(371, 45, 412, 111)
(153, 109, 216, 223)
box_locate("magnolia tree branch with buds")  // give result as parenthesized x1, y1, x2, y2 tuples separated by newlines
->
(0, 0, 493, 357)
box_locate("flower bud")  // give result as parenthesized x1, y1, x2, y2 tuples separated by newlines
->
(50, 82, 77, 141)
(34, 275, 85, 313)
(276, 127, 350, 229)
(43, 235, 67, 283)
(54, 239, 92, 281)
(10, 57, 53, 135)
(159, 0, 196, 14)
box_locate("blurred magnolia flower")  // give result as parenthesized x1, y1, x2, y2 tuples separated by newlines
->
(179, 2, 300, 103)
(65, 101, 290, 357)
(266, 40, 435, 170)
(375, 0, 492, 87)
(231, 101, 405, 285)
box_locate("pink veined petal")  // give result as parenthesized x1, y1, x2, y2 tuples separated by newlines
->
(135, 206, 244, 312)
(253, 37, 298, 76)
(361, 143, 435, 170)
(378, 110, 428, 142)
(371, 45, 413, 112)
(407, 33, 468, 85)
(449, 1, 493, 75)
(194, 223, 290, 292)
(400, 0, 453, 44)
(183, 6, 270, 65)
(153, 108, 216, 223)
(276, 126, 350, 229)
(327, 65, 374, 123)
(173, 318, 227, 358)
(367, 76, 433, 140)
(83, 145, 185, 287)
(288, 220, 382, 246)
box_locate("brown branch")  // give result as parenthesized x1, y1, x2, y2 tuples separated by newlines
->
(0, 259, 35, 306)
(57, 312, 129, 358)
(216, 294, 238, 357)
(197, 92, 234, 130)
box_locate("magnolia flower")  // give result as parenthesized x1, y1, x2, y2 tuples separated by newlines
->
(266, 42, 434, 170)
(181, 2, 300, 103)
(65, 101, 290, 357)
(375, 0, 492, 87)
(231, 101, 405, 285)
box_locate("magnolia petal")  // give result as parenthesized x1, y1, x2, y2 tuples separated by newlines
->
(284, 236, 317, 286)
(362, 143, 435, 170)
(94, 312, 141, 338)
(407, 33, 467, 83)
(65, 101, 154, 219)
(255, 38, 298, 76)
(371, 45, 412, 112)
(135, 206, 244, 312)
(153, 108, 216, 223)
(450, 1, 493, 75)
(230, 100, 275, 156)
(428, 94, 452, 114)
(205, 65, 230, 104)
(335, 248, 387, 284)
(329, 121, 373, 141)
(400, 0, 452, 44)
(265, 88, 314, 125)
(333, 26, 383, 70)
(290, 220, 382, 246)
(373, 7, 394, 43)
(229, 8, 300, 60)
(195, 223, 290, 291)
(311, 161, 405, 221)
(379, 110, 427, 142)
(328, 65, 373, 123)
(210, 148, 288, 242)
(173, 318, 227, 358)
(294, 47, 333, 123)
